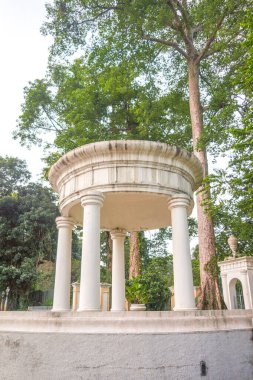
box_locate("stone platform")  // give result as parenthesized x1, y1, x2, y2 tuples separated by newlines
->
(0, 309, 252, 334)
(0, 310, 252, 379)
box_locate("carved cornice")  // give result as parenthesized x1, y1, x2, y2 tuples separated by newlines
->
(48, 140, 203, 192)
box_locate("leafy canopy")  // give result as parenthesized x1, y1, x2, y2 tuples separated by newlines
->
(0, 156, 59, 308)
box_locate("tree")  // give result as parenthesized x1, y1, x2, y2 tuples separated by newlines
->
(100, 231, 113, 283)
(228, 8, 253, 228)
(126, 256, 172, 310)
(204, 169, 253, 260)
(16, 58, 192, 165)
(0, 156, 31, 196)
(129, 232, 141, 278)
(16, 0, 250, 308)
(202, 9, 253, 262)
(143, 256, 172, 311)
(0, 157, 59, 308)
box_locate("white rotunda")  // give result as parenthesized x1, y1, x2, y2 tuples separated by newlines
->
(48, 140, 203, 312)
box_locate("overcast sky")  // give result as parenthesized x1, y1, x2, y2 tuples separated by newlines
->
(0, 0, 205, 251)
(0, 0, 52, 180)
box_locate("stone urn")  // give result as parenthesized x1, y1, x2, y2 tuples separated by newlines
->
(228, 235, 238, 258)
(130, 304, 146, 311)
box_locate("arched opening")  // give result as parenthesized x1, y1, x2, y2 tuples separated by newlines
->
(229, 278, 245, 309)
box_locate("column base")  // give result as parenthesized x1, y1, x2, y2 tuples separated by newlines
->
(77, 308, 101, 312)
(51, 308, 71, 313)
(110, 308, 125, 312)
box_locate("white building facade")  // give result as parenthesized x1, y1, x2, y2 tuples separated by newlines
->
(218, 256, 253, 309)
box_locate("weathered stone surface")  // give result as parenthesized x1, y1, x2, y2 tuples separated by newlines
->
(0, 329, 252, 380)
(219, 256, 253, 309)
(0, 311, 252, 379)
(0, 310, 252, 334)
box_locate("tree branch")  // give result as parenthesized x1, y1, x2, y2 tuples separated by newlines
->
(166, 1, 186, 39)
(42, 106, 62, 132)
(143, 34, 188, 59)
(78, 6, 120, 24)
(173, 0, 191, 26)
(201, 48, 222, 60)
(166, 0, 195, 52)
(195, 13, 228, 64)
(199, 72, 212, 88)
(202, 34, 239, 60)
(37, 125, 60, 133)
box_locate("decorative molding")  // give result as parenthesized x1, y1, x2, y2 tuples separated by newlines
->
(110, 229, 127, 239)
(167, 194, 192, 210)
(49, 140, 203, 192)
(55, 216, 76, 229)
(80, 191, 105, 207)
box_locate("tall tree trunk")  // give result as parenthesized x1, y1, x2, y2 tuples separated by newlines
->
(129, 231, 141, 279)
(188, 59, 225, 309)
(106, 231, 113, 273)
(106, 231, 112, 282)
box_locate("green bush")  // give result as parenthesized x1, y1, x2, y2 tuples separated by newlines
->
(126, 257, 172, 310)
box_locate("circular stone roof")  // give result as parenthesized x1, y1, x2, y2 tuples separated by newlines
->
(49, 140, 203, 231)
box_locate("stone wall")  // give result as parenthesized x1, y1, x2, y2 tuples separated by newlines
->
(0, 310, 252, 379)
(0, 329, 252, 380)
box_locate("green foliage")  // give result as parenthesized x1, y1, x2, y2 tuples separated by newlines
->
(142, 256, 172, 311)
(145, 228, 172, 257)
(124, 226, 199, 308)
(201, 168, 253, 258)
(15, 2, 250, 242)
(100, 231, 112, 283)
(15, 79, 62, 147)
(72, 226, 82, 260)
(125, 276, 148, 305)
(191, 246, 201, 286)
(0, 156, 59, 309)
(192, 258, 201, 287)
(14, 1, 250, 180)
(35, 0, 247, 157)
(0, 156, 31, 196)
(42, 297, 53, 307)
(226, 9, 253, 228)
(71, 258, 81, 283)
(15, 56, 193, 173)
(126, 256, 172, 310)
(35, 261, 55, 292)
(204, 255, 219, 279)
(196, 8, 253, 259)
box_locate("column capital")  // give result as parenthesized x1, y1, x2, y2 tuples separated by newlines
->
(110, 229, 127, 240)
(167, 194, 192, 210)
(240, 269, 247, 275)
(221, 273, 227, 279)
(81, 191, 105, 207)
(56, 216, 75, 229)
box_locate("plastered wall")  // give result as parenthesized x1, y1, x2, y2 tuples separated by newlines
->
(0, 329, 252, 380)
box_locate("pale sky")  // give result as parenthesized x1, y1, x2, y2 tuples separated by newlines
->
(0, 1, 223, 239)
(0, 0, 52, 180)
(0, 0, 206, 251)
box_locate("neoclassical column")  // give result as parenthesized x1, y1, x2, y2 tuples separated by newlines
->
(220, 273, 230, 309)
(52, 216, 75, 312)
(78, 192, 104, 311)
(240, 270, 252, 309)
(168, 194, 196, 310)
(110, 229, 127, 312)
